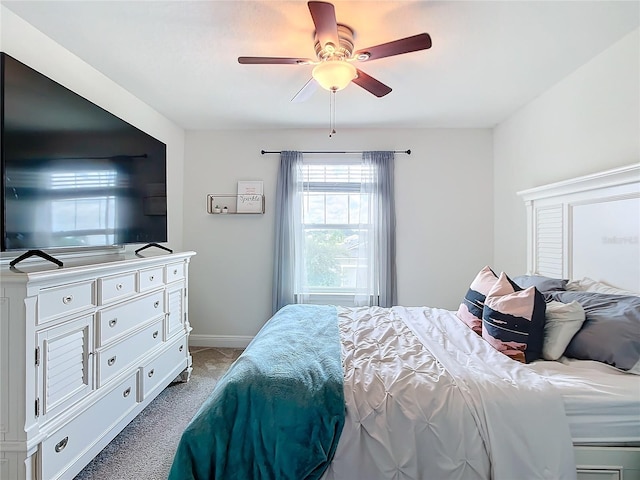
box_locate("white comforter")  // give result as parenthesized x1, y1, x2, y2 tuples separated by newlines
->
(322, 306, 577, 480)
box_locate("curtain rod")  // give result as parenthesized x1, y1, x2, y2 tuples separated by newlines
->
(260, 149, 411, 155)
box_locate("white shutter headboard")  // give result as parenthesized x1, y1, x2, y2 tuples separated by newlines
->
(518, 164, 640, 292)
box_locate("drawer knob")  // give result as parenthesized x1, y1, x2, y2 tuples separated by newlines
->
(153, 331, 159, 339)
(109, 318, 118, 328)
(62, 295, 73, 305)
(148, 369, 155, 378)
(173, 269, 178, 275)
(149, 275, 154, 281)
(107, 356, 117, 367)
(116, 283, 123, 291)
(179, 345, 184, 352)
(54, 436, 68, 453)
(123, 387, 131, 398)
(154, 301, 160, 308)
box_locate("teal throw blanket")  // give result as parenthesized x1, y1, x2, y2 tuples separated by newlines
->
(168, 304, 345, 480)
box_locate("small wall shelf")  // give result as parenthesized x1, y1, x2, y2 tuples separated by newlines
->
(207, 194, 265, 214)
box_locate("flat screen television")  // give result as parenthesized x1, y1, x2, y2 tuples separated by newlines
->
(0, 52, 167, 254)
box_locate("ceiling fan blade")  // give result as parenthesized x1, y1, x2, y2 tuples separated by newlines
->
(352, 69, 392, 98)
(238, 57, 313, 65)
(308, 1, 339, 49)
(291, 78, 319, 103)
(354, 33, 432, 62)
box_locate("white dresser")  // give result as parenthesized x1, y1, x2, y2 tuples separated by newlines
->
(0, 250, 196, 480)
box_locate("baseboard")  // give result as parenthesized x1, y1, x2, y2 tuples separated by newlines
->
(189, 334, 253, 349)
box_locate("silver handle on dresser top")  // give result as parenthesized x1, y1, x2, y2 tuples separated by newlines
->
(62, 295, 73, 305)
(109, 318, 118, 328)
(107, 356, 117, 367)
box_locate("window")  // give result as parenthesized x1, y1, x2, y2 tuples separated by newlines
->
(296, 161, 374, 305)
(50, 169, 119, 246)
(273, 151, 396, 311)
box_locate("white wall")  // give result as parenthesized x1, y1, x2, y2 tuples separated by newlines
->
(0, 6, 186, 251)
(183, 128, 493, 345)
(493, 28, 639, 276)
(2, 5, 493, 345)
(14, 5, 631, 344)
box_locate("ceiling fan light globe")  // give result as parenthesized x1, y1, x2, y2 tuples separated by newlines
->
(312, 60, 357, 91)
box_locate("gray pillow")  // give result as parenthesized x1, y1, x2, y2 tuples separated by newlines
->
(545, 291, 640, 372)
(513, 275, 568, 292)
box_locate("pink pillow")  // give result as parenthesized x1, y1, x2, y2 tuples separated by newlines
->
(456, 266, 498, 335)
(482, 273, 547, 363)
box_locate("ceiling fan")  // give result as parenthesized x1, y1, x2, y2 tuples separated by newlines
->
(238, 1, 432, 102)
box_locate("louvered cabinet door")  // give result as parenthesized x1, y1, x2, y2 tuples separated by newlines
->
(36, 315, 93, 422)
(165, 282, 185, 339)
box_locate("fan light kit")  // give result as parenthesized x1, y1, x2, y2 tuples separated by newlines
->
(238, 1, 432, 135)
(312, 60, 356, 91)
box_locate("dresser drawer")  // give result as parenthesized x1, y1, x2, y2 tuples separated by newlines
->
(138, 266, 164, 292)
(97, 272, 137, 305)
(38, 281, 95, 325)
(96, 319, 163, 387)
(576, 469, 620, 480)
(97, 291, 164, 347)
(39, 372, 138, 480)
(165, 262, 185, 284)
(139, 337, 188, 400)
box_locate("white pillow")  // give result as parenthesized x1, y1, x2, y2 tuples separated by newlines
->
(628, 359, 640, 375)
(566, 277, 639, 297)
(542, 301, 586, 361)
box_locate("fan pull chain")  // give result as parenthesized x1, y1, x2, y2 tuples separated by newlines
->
(329, 88, 337, 137)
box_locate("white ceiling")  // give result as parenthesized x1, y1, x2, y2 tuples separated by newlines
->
(3, 0, 639, 131)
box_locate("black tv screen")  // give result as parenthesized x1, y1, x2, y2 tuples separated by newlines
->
(1, 52, 167, 252)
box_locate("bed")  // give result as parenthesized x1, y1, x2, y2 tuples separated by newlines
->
(169, 164, 640, 480)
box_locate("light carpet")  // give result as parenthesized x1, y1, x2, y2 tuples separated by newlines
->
(74, 347, 243, 480)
